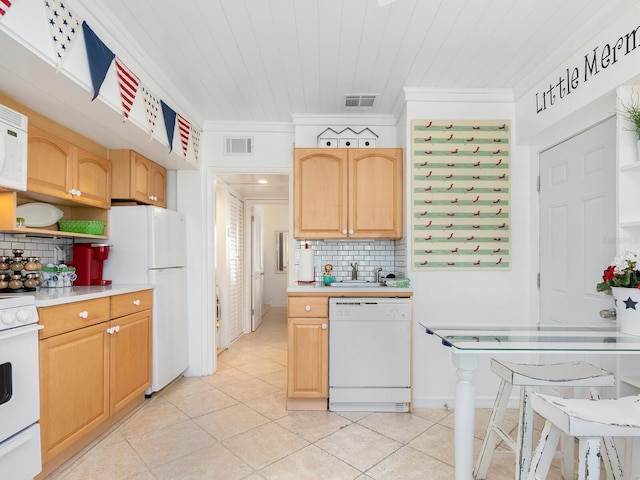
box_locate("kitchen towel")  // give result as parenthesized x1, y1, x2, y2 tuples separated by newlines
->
(298, 248, 315, 282)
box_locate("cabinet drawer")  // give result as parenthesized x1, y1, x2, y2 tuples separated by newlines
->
(111, 289, 153, 318)
(288, 297, 328, 317)
(38, 297, 110, 339)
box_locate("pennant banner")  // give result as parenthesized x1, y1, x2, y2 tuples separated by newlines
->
(0, 0, 14, 18)
(115, 58, 139, 122)
(45, 0, 82, 69)
(191, 125, 202, 164)
(82, 21, 115, 100)
(161, 100, 176, 152)
(177, 114, 190, 157)
(141, 86, 160, 137)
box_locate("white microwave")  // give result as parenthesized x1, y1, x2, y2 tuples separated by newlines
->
(0, 103, 27, 191)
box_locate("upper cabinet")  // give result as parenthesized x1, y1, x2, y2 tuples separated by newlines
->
(294, 148, 403, 239)
(110, 150, 167, 208)
(27, 126, 111, 209)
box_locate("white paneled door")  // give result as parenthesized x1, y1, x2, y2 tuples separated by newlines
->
(227, 193, 245, 344)
(539, 117, 616, 324)
(251, 205, 264, 332)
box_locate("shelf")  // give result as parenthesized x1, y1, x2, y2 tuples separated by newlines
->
(621, 375, 640, 389)
(5, 227, 107, 239)
(620, 220, 640, 228)
(0, 191, 109, 240)
(620, 162, 640, 173)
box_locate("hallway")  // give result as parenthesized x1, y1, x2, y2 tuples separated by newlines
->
(47, 307, 562, 479)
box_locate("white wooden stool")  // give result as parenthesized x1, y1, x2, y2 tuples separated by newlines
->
(474, 359, 615, 480)
(527, 393, 640, 480)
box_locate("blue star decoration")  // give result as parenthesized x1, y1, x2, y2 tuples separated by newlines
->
(623, 296, 639, 310)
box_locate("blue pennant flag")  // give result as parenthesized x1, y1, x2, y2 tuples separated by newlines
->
(82, 21, 115, 101)
(161, 100, 176, 152)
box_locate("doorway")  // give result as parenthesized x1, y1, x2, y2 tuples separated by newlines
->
(539, 117, 616, 325)
(214, 173, 290, 352)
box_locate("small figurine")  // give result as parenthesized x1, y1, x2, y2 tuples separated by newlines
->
(323, 264, 336, 285)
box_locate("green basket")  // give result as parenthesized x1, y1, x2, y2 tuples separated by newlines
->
(58, 220, 105, 235)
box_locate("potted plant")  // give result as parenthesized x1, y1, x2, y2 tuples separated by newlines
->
(620, 93, 640, 162)
(597, 250, 640, 335)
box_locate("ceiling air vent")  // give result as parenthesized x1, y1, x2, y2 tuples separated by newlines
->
(224, 137, 253, 155)
(344, 95, 377, 109)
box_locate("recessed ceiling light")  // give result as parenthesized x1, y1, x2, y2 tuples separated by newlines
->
(258, 179, 268, 184)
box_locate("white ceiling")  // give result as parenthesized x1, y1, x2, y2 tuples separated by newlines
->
(79, 0, 638, 125)
(1, 0, 637, 198)
(216, 173, 290, 198)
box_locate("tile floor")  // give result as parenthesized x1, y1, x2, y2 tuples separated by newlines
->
(46, 307, 565, 479)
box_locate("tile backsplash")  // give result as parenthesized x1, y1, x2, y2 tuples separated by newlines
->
(295, 238, 407, 283)
(0, 233, 73, 265)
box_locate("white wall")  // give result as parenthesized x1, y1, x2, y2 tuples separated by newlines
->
(403, 90, 534, 408)
(410, 5, 640, 408)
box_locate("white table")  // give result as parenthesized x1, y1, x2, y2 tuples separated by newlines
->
(420, 322, 640, 480)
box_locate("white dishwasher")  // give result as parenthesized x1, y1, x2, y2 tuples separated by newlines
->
(329, 297, 411, 412)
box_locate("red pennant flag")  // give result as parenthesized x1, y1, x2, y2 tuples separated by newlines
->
(115, 58, 139, 121)
(177, 114, 190, 157)
(0, 0, 13, 17)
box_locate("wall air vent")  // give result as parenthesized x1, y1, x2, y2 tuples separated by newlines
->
(224, 137, 253, 155)
(344, 95, 377, 109)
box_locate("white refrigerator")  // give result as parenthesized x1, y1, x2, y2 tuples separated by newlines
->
(103, 206, 188, 394)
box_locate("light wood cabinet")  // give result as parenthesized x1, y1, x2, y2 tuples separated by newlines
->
(109, 291, 152, 415)
(37, 290, 152, 474)
(287, 296, 328, 409)
(39, 323, 109, 463)
(110, 149, 167, 207)
(28, 125, 111, 208)
(38, 297, 111, 463)
(293, 148, 403, 239)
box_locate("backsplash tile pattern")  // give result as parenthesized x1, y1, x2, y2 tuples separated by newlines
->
(296, 239, 407, 283)
(0, 233, 73, 265)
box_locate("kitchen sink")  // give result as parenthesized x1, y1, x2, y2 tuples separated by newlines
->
(328, 281, 384, 287)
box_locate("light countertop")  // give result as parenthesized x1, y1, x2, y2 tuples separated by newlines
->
(287, 282, 413, 296)
(23, 284, 153, 307)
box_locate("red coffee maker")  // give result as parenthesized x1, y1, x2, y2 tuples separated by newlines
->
(72, 243, 112, 286)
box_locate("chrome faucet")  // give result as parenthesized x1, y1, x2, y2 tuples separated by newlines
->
(375, 267, 383, 283)
(350, 262, 358, 280)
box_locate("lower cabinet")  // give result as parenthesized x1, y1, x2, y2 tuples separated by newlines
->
(109, 293, 152, 415)
(39, 321, 109, 463)
(37, 290, 152, 475)
(287, 296, 328, 410)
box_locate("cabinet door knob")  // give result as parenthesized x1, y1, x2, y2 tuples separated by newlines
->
(349, 229, 354, 235)
(305, 305, 311, 312)
(342, 229, 347, 235)
(114, 325, 120, 333)
(133, 299, 141, 306)
(321, 323, 327, 330)
(69, 188, 77, 195)
(107, 327, 114, 334)
(76, 190, 82, 197)
(79, 310, 89, 319)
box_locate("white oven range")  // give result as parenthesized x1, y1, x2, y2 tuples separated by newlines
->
(0, 295, 42, 480)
